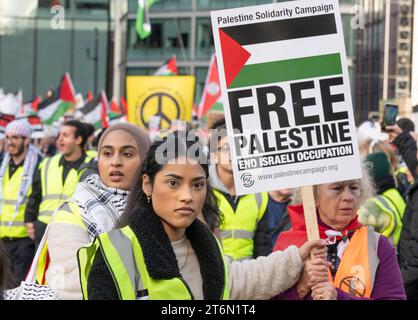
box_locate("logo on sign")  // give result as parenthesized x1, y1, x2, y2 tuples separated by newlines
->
(207, 82, 220, 96)
(339, 276, 366, 297)
(241, 173, 255, 188)
(138, 92, 180, 129)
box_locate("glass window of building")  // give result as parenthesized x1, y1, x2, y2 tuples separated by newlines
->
(128, 0, 192, 12)
(127, 18, 191, 61)
(0, 18, 36, 96)
(35, 18, 72, 95)
(195, 67, 208, 103)
(197, 0, 274, 10)
(196, 18, 214, 60)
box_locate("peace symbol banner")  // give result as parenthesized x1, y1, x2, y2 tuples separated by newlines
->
(126, 75, 196, 129)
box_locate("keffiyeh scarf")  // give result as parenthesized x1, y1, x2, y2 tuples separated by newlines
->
(73, 174, 129, 241)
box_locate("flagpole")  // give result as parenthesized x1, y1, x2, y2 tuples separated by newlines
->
(113, 0, 123, 100)
(198, 53, 215, 118)
(174, 18, 190, 74)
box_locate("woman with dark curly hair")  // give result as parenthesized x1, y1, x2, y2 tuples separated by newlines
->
(78, 132, 327, 300)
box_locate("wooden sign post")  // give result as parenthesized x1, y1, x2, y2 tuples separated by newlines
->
(302, 185, 320, 259)
(301, 185, 320, 241)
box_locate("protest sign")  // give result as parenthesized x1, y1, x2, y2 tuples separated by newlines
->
(126, 76, 195, 129)
(211, 0, 361, 196)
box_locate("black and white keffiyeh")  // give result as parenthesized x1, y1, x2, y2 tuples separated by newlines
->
(73, 174, 129, 241)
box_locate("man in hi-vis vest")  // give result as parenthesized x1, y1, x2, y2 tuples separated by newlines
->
(25, 120, 94, 247)
(209, 119, 271, 261)
(0, 119, 42, 284)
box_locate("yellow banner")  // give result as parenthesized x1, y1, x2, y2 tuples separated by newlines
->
(126, 76, 196, 129)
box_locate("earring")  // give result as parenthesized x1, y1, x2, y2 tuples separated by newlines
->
(147, 194, 151, 203)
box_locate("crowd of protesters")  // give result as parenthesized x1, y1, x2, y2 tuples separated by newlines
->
(0, 113, 418, 300)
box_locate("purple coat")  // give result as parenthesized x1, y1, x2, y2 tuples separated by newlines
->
(277, 235, 406, 300)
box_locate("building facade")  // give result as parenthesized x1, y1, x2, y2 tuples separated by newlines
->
(122, 0, 358, 105)
(0, 0, 110, 100)
(355, 0, 414, 124)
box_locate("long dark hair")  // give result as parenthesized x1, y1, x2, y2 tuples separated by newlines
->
(0, 240, 13, 298)
(117, 131, 221, 231)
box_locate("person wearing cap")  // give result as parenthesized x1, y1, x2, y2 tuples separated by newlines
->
(24, 120, 95, 247)
(37, 123, 150, 299)
(0, 119, 42, 284)
(358, 152, 406, 249)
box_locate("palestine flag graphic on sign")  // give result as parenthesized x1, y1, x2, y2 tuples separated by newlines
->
(211, 0, 361, 195)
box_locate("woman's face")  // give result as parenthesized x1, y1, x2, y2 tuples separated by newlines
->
(216, 136, 232, 174)
(315, 180, 361, 230)
(98, 130, 141, 190)
(143, 158, 207, 241)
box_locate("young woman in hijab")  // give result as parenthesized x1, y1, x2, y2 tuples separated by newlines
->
(42, 123, 151, 299)
(78, 132, 327, 300)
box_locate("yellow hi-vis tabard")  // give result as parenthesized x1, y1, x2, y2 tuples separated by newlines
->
(0, 166, 32, 238)
(77, 226, 230, 300)
(214, 190, 268, 261)
(369, 188, 406, 246)
(35, 201, 86, 284)
(38, 154, 93, 224)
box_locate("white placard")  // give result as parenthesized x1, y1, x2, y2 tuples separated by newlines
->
(211, 0, 362, 195)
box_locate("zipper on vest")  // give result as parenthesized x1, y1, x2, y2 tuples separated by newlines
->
(178, 277, 195, 300)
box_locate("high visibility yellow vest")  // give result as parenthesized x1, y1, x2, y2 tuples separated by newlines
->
(78, 226, 230, 300)
(214, 190, 268, 261)
(35, 201, 86, 284)
(0, 166, 32, 238)
(86, 150, 98, 160)
(369, 188, 406, 246)
(38, 154, 93, 224)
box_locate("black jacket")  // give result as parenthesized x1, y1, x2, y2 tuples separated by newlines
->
(394, 132, 418, 299)
(398, 181, 418, 299)
(87, 206, 226, 300)
(394, 131, 418, 180)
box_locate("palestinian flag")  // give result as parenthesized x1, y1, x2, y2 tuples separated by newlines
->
(19, 96, 41, 117)
(86, 91, 94, 102)
(76, 91, 109, 130)
(38, 73, 76, 125)
(120, 96, 128, 115)
(198, 54, 223, 118)
(108, 97, 127, 125)
(0, 113, 15, 138)
(136, 0, 160, 40)
(218, 13, 341, 89)
(154, 55, 178, 76)
(74, 93, 85, 110)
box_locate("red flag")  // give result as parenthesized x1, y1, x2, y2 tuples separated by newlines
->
(109, 98, 121, 114)
(154, 55, 178, 76)
(198, 54, 222, 118)
(120, 97, 127, 115)
(86, 91, 94, 102)
(60, 73, 76, 103)
(100, 91, 109, 129)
